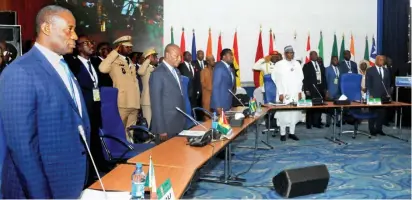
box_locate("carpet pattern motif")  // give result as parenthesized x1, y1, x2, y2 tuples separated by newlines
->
(184, 124, 411, 199)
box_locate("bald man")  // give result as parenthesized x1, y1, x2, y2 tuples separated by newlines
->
(150, 44, 185, 143)
(200, 55, 215, 114)
(0, 5, 90, 198)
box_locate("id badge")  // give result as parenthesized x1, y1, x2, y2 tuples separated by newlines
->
(93, 87, 100, 102)
(316, 71, 321, 83)
(334, 78, 338, 84)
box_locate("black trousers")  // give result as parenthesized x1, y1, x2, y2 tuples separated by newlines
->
(368, 107, 386, 133)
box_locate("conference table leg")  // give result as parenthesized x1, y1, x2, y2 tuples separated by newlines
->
(237, 115, 272, 150)
(324, 108, 346, 145)
(261, 112, 274, 149)
(386, 106, 409, 142)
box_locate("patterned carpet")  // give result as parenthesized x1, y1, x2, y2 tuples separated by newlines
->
(183, 123, 412, 199)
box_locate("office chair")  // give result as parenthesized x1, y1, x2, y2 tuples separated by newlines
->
(262, 74, 279, 137)
(181, 76, 196, 129)
(340, 74, 376, 139)
(99, 87, 155, 163)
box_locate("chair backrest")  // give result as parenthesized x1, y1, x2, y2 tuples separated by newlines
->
(100, 87, 131, 160)
(235, 87, 247, 95)
(0, 115, 5, 196)
(180, 76, 195, 129)
(340, 73, 362, 101)
(263, 74, 277, 103)
(253, 87, 264, 105)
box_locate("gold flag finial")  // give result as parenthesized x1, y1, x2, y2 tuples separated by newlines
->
(171, 26, 173, 31)
(182, 27, 184, 32)
(270, 28, 272, 32)
(260, 24, 262, 31)
(209, 27, 211, 32)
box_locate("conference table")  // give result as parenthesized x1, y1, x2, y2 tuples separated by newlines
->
(90, 101, 411, 198)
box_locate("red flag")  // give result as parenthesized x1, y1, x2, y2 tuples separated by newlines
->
(216, 32, 222, 61)
(180, 28, 186, 62)
(269, 29, 274, 54)
(253, 29, 264, 88)
(206, 28, 213, 57)
(305, 34, 311, 63)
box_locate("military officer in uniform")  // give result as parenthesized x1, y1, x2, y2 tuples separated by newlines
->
(99, 36, 140, 141)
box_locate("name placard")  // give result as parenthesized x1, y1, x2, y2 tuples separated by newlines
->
(157, 178, 175, 200)
(297, 99, 312, 107)
(395, 76, 412, 87)
(367, 98, 382, 105)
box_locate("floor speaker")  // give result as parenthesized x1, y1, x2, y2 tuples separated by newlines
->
(272, 164, 330, 198)
(0, 11, 17, 25)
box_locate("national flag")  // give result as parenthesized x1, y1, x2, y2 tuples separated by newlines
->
(232, 31, 240, 87)
(216, 110, 232, 136)
(206, 28, 213, 57)
(350, 33, 355, 60)
(216, 32, 222, 61)
(369, 36, 377, 66)
(339, 34, 345, 62)
(249, 98, 257, 113)
(305, 34, 311, 63)
(253, 29, 264, 88)
(331, 33, 338, 57)
(170, 27, 174, 44)
(269, 29, 274, 54)
(318, 31, 324, 60)
(144, 156, 157, 193)
(180, 28, 186, 62)
(364, 35, 370, 61)
(191, 29, 197, 61)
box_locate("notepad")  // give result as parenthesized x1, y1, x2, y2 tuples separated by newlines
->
(178, 130, 206, 137)
(80, 189, 131, 200)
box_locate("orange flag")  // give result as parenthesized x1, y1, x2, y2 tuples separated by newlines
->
(206, 28, 213, 57)
(180, 28, 186, 62)
(216, 32, 222, 61)
(350, 33, 355, 60)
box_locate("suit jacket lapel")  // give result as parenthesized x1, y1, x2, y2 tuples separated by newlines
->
(32, 47, 82, 118)
(161, 64, 182, 95)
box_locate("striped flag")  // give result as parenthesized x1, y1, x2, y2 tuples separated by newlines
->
(369, 36, 377, 66)
(191, 29, 197, 61)
(180, 28, 186, 62)
(350, 33, 355, 60)
(305, 34, 311, 63)
(144, 156, 157, 193)
(318, 31, 324, 60)
(364, 35, 370, 61)
(232, 31, 240, 87)
(331, 33, 338, 57)
(253, 28, 264, 87)
(339, 34, 345, 62)
(170, 27, 174, 44)
(206, 28, 213, 57)
(216, 32, 222, 61)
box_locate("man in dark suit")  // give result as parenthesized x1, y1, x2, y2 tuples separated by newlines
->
(325, 56, 341, 127)
(150, 44, 185, 143)
(192, 50, 206, 117)
(211, 48, 236, 113)
(65, 35, 106, 185)
(93, 42, 113, 87)
(366, 55, 391, 136)
(0, 5, 90, 198)
(179, 51, 201, 109)
(303, 51, 327, 129)
(339, 50, 358, 75)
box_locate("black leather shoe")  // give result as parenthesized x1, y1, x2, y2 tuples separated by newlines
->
(314, 125, 323, 129)
(288, 134, 300, 141)
(280, 135, 286, 141)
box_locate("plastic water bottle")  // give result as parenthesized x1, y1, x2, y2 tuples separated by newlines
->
(212, 112, 218, 130)
(131, 163, 146, 200)
(365, 90, 370, 104)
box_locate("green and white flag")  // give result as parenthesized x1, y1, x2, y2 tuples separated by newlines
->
(144, 156, 157, 193)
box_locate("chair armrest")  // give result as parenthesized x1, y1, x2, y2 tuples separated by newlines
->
(99, 130, 134, 150)
(192, 107, 212, 120)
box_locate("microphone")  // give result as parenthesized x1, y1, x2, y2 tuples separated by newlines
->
(175, 107, 208, 131)
(228, 89, 251, 117)
(312, 84, 324, 99)
(78, 125, 107, 199)
(381, 81, 391, 99)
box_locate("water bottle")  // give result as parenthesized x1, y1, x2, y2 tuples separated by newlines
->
(212, 112, 218, 130)
(131, 163, 146, 200)
(365, 90, 370, 104)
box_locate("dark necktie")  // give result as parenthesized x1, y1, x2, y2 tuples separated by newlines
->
(87, 61, 94, 76)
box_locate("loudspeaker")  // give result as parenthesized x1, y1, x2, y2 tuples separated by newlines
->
(273, 164, 329, 198)
(0, 11, 17, 25)
(0, 25, 22, 62)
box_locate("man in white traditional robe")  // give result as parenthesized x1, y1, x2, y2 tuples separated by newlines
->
(271, 45, 303, 141)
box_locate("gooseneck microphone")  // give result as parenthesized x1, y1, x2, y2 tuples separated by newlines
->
(312, 84, 324, 99)
(78, 125, 107, 200)
(175, 107, 208, 131)
(228, 89, 251, 117)
(381, 81, 391, 99)
(228, 89, 246, 107)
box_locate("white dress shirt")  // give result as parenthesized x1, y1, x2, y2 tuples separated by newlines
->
(198, 60, 204, 69)
(164, 61, 182, 92)
(78, 55, 99, 87)
(184, 61, 194, 76)
(35, 42, 82, 116)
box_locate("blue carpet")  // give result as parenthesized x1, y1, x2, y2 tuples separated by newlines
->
(184, 123, 411, 199)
